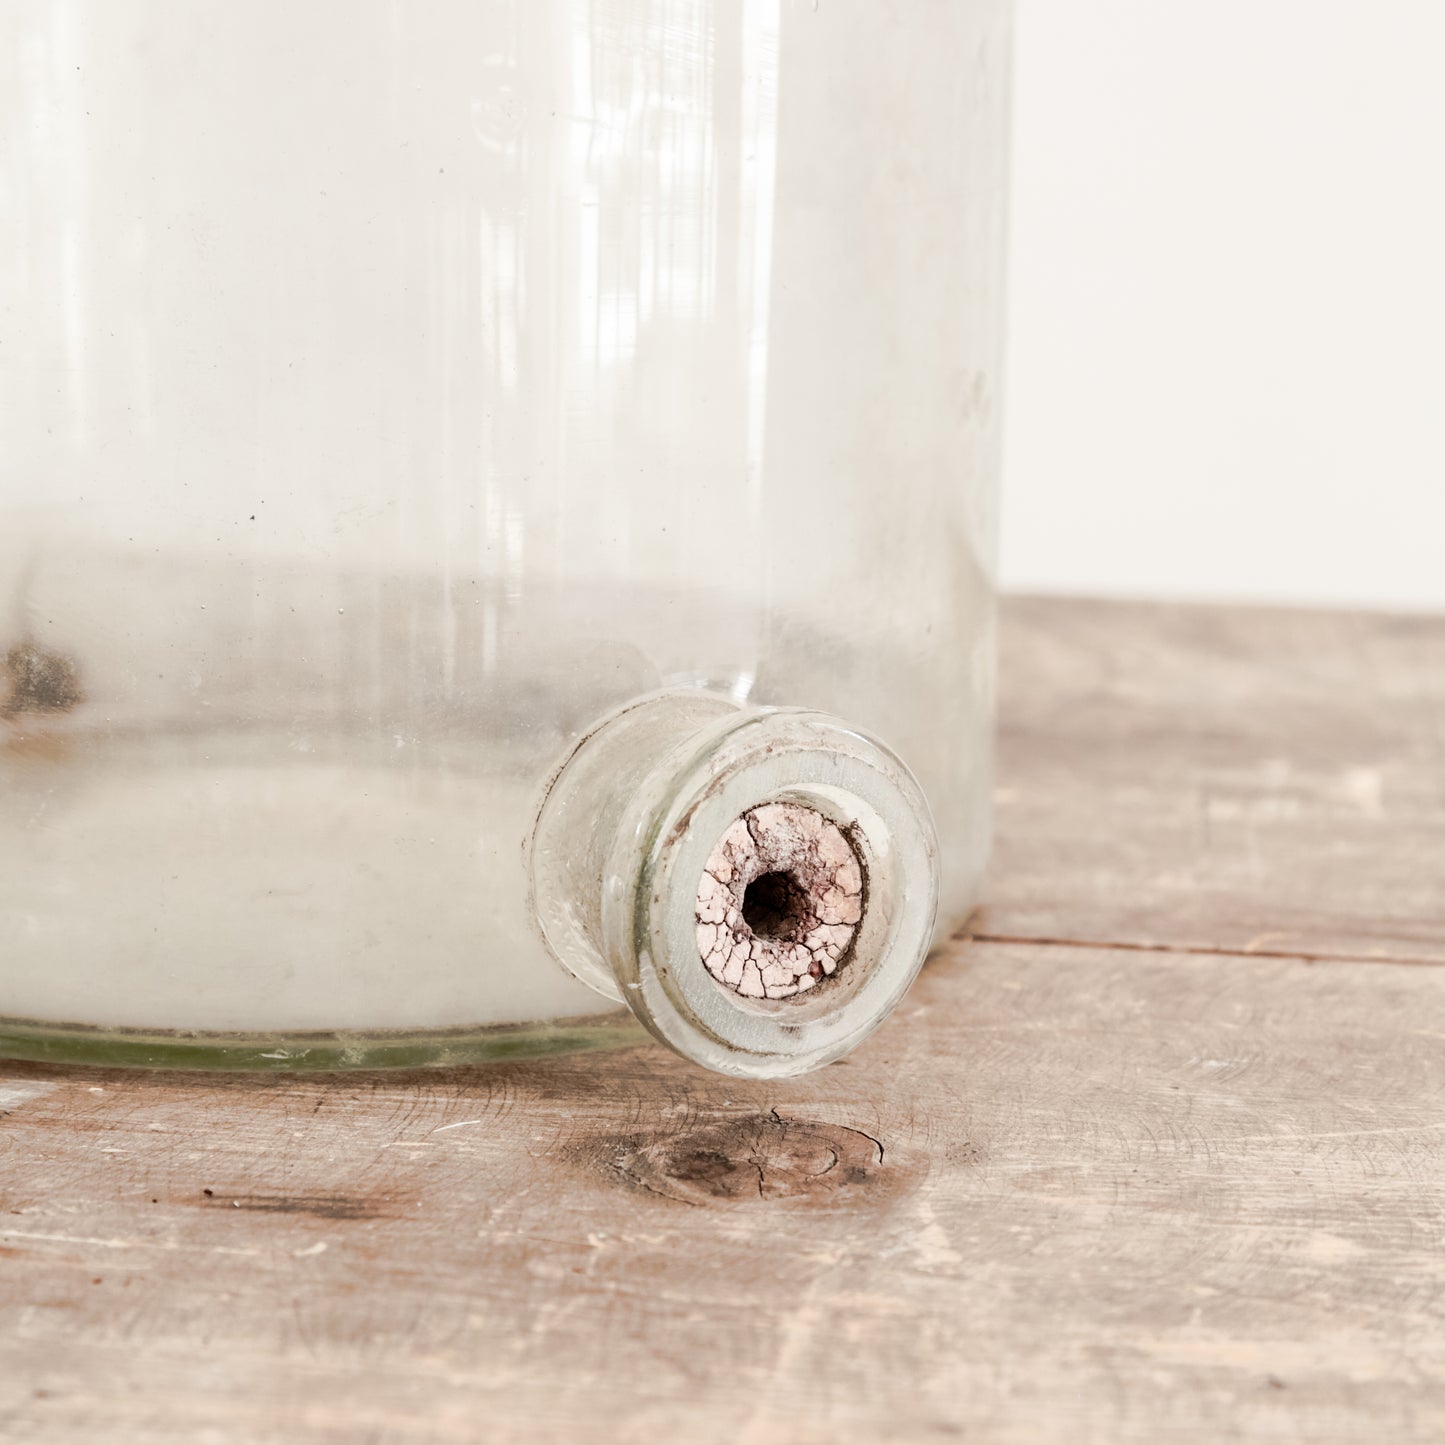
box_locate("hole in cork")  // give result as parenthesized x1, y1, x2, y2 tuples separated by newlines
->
(695, 802, 865, 1002)
(741, 870, 811, 943)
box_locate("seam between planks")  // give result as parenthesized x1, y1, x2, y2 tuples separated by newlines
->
(960, 930, 1445, 970)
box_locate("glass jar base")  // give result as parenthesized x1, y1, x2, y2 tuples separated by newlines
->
(0, 1010, 642, 1072)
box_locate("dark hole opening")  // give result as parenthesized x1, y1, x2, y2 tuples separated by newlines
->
(741, 870, 811, 943)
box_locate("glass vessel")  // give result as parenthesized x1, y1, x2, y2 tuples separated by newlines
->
(0, 0, 1010, 1077)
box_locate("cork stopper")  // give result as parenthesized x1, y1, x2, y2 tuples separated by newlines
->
(696, 803, 863, 1000)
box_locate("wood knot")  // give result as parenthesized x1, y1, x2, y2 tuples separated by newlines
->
(607, 1112, 886, 1205)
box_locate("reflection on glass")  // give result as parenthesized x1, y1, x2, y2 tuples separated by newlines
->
(0, 1, 1009, 1058)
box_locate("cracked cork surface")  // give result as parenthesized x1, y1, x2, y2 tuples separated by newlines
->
(695, 802, 864, 1001)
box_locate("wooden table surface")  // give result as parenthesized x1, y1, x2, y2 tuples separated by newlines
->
(4, 597, 1444, 1444)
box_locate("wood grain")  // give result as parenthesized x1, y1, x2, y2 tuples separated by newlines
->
(983, 597, 1445, 963)
(3, 597, 1445, 1444)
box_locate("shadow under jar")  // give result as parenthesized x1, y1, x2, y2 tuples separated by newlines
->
(0, 0, 1010, 1079)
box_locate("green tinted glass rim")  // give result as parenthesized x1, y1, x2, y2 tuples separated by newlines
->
(0, 1011, 643, 1072)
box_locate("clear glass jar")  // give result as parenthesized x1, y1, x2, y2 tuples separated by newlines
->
(0, 1, 1010, 1077)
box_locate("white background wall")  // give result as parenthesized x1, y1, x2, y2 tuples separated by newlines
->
(1000, 0, 1445, 612)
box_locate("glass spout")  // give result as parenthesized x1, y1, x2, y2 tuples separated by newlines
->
(529, 692, 940, 1078)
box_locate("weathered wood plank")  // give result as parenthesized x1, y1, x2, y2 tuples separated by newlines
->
(5, 596, 1445, 1443)
(983, 598, 1445, 962)
(5, 939, 1445, 1444)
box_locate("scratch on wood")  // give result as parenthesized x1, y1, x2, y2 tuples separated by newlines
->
(1, 1229, 262, 1257)
(202, 1194, 388, 1221)
(0, 1081, 60, 1113)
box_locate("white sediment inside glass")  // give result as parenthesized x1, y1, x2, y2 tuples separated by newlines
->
(0, 740, 606, 1032)
(0, 550, 992, 1037)
(0, 551, 702, 1034)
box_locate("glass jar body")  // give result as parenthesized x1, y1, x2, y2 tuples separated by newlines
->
(0, 0, 1010, 1068)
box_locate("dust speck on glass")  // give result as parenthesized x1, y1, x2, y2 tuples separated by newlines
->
(0, 0, 1010, 1078)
